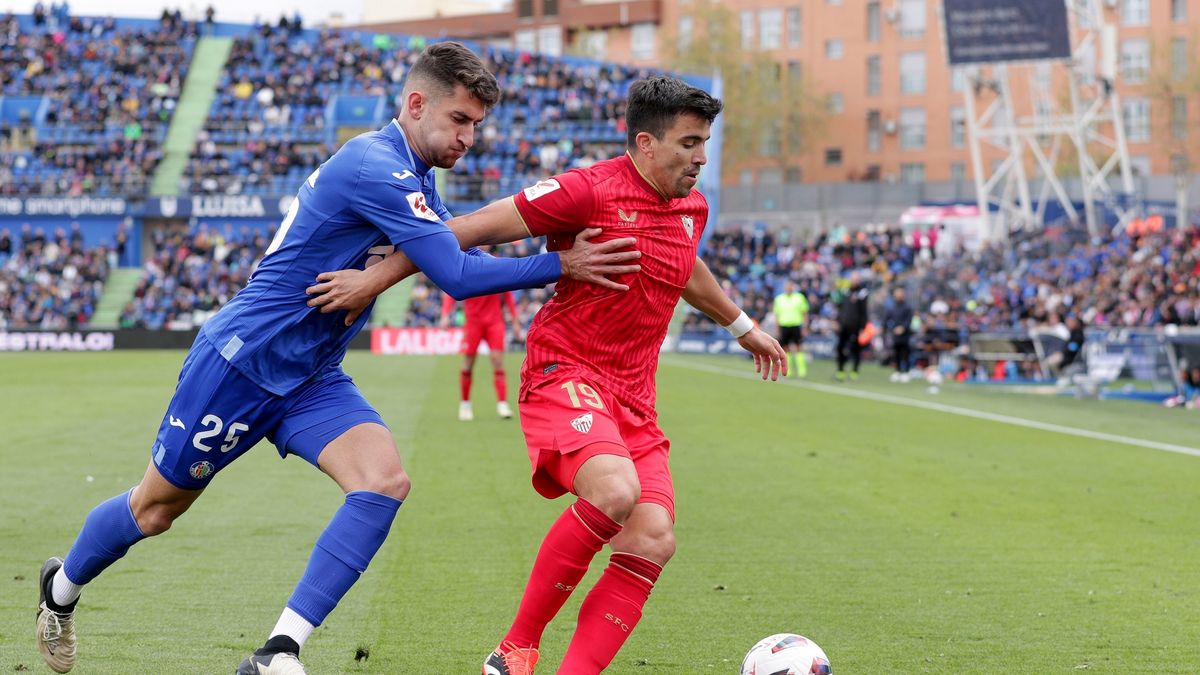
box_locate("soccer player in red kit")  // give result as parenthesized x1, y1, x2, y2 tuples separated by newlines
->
(479, 77, 786, 675)
(441, 288, 521, 420)
(303, 75, 786, 675)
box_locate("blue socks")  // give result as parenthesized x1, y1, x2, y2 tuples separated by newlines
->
(62, 490, 146, 585)
(285, 491, 402, 626)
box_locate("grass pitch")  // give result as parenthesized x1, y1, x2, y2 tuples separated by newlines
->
(1, 351, 1198, 673)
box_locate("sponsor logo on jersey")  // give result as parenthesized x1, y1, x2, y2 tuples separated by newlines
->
(406, 192, 441, 222)
(523, 178, 561, 201)
(570, 412, 594, 434)
(617, 208, 638, 224)
(168, 415, 186, 429)
(189, 461, 215, 480)
(681, 215, 694, 239)
(392, 169, 415, 182)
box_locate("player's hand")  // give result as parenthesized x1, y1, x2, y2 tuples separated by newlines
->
(306, 269, 379, 326)
(559, 228, 641, 291)
(737, 327, 789, 381)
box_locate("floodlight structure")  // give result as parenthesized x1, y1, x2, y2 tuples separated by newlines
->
(951, 0, 1135, 241)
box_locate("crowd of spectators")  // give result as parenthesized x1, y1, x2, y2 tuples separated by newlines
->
(0, 9, 195, 196)
(0, 222, 110, 329)
(185, 24, 644, 201)
(118, 223, 267, 330)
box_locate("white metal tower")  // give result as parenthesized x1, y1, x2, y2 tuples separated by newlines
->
(961, 0, 1135, 240)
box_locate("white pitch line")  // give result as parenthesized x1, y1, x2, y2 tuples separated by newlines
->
(664, 359, 1200, 459)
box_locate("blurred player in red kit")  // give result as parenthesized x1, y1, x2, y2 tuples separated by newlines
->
(441, 285, 522, 421)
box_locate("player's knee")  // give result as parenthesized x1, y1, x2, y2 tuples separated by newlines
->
(590, 479, 640, 523)
(365, 466, 410, 501)
(620, 525, 676, 566)
(132, 502, 182, 537)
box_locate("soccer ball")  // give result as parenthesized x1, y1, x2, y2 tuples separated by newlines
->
(740, 633, 831, 674)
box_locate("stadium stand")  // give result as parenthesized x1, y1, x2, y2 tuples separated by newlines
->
(0, 10, 196, 196)
(0, 222, 111, 329)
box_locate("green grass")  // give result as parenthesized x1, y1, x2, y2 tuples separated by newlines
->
(2, 352, 1199, 673)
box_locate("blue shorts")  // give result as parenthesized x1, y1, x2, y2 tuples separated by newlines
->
(150, 336, 385, 490)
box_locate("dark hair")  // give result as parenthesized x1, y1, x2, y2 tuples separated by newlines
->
(406, 41, 500, 108)
(625, 76, 723, 147)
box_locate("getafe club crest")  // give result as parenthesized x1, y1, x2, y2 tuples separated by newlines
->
(570, 412, 594, 434)
(681, 215, 694, 239)
(189, 461, 215, 480)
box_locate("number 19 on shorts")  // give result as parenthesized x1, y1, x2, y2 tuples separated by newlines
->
(561, 380, 604, 410)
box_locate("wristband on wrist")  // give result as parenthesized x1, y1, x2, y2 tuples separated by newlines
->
(723, 311, 754, 338)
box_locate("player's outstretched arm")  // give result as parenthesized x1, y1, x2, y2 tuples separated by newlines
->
(682, 258, 788, 381)
(307, 228, 640, 325)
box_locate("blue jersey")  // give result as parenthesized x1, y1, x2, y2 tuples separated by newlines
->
(202, 120, 559, 395)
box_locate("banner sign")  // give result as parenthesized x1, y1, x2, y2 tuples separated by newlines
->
(942, 0, 1072, 65)
(0, 330, 115, 351)
(371, 327, 465, 355)
(0, 196, 128, 218)
(144, 194, 294, 219)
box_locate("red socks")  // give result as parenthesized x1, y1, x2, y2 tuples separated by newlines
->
(503, 499, 620, 649)
(462, 369, 508, 404)
(494, 368, 508, 403)
(558, 553, 662, 674)
(460, 370, 472, 402)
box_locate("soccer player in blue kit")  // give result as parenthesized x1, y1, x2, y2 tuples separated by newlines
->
(34, 42, 640, 675)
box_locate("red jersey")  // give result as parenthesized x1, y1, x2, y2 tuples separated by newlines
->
(514, 154, 708, 417)
(441, 291, 518, 326)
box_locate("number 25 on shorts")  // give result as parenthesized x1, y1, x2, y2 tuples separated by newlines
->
(561, 380, 604, 410)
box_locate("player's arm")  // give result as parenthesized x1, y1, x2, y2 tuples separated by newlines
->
(682, 257, 788, 381)
(306, 170, 639, 323)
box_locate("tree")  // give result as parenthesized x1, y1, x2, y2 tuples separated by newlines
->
(664, 4, 826, 182)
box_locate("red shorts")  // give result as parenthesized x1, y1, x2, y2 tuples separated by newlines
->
(463, 320, 506, 356)
(519, 370, 674, 519)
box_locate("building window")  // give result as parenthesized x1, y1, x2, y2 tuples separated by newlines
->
(739, 169, 755, 185)
(515, 29, 536, 52)
(543, 0, 558, 17)
(579, 30, 607, 60)
(899, 0, 925, 39)
(1034, 62, 1051, 89)
(678, 16, 693, 49)
(867, 55, 881, 96)
(825, 39, 843, 59)
(537, 25, 562, 56)
(740, 10, 755, 50)
(786, 167, 803, 183)
(1172, 96, 1188, 140)
(900, 163, 926, 184)
(827, 92, 844, 113)
(760, 9, 783, 50)
(631, 22, 655, 60)
(950, 162, 966, 184)
(900, 52, 926, 94)
(825, 148, 843, 166)
(867, 1, 880, 42)
(1121, 0, 1149, 26)
(951, 66, 966, 92)
(867, 109, 881, 152)
(1173, 38, 1188, 80)
(1123, 97, 1150, 142)
(1173, 0, 1187, 22)
(762, 121, 782, 156)
(787, 60, 802, 86)
(517, 0, 534, 19)
(1120, 39, 1150, 83)
(787, 7, 801, 47)
(899, 107, 926, 149)
(950, 105, 965, 148)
